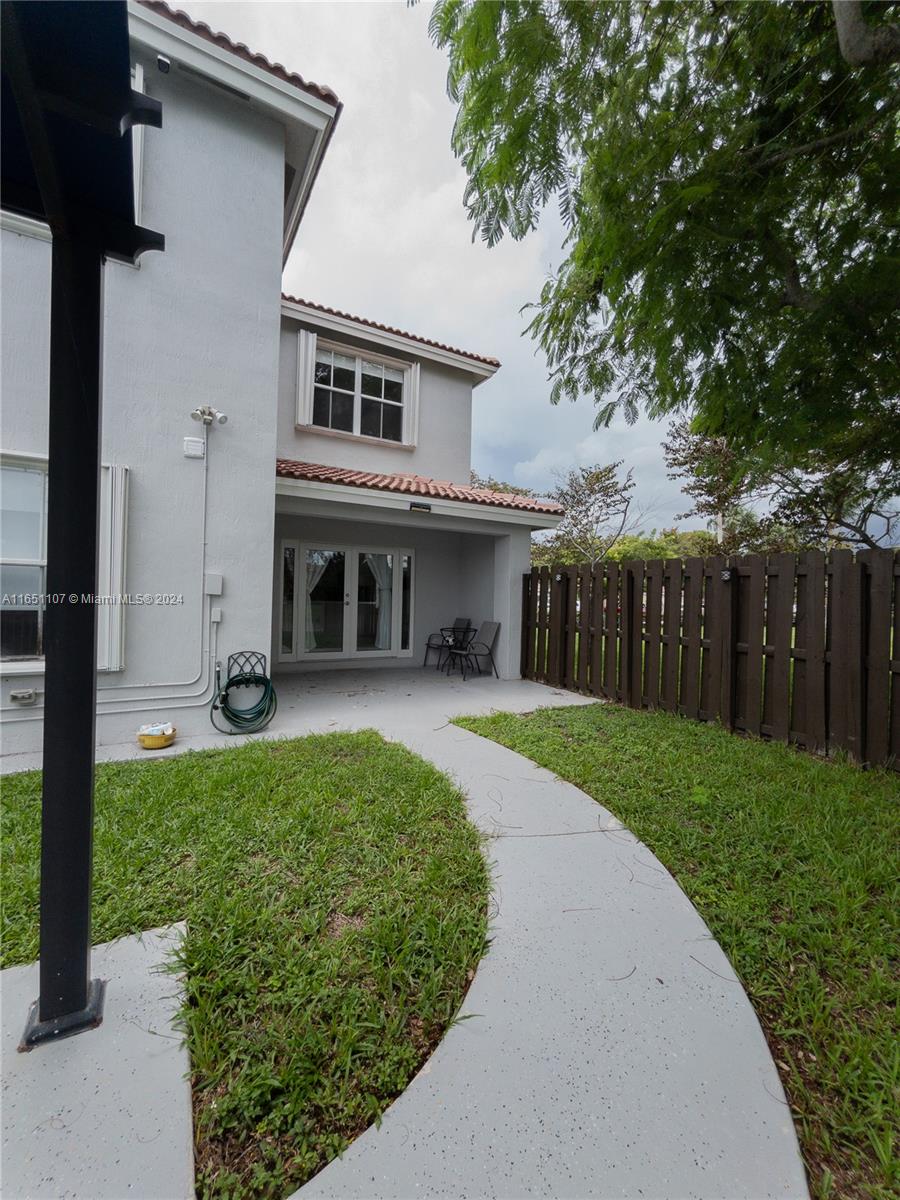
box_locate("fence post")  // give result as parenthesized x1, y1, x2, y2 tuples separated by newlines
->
(521, 570, 533, 679)
(547, 566, 567, 687)
(859, 549, 893, 766)
(625, 561, 644, 708)
(564, 565, 578, 689)
(718, 558, 738, 729)
(829, 549, 864, 760)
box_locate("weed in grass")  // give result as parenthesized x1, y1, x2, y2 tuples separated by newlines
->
(1, 731, 489, 1199)
(455, 703, 899, 1200)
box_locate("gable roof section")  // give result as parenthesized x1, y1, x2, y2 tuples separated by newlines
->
(282, 295, 501, 372)
(276, 459, 562, 515)
(136, 1, 339, 107)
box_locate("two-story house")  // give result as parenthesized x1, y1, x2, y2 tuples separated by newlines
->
(0, 0, 562, 757)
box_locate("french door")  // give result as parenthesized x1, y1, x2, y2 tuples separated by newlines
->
(278, 540, 413, 662)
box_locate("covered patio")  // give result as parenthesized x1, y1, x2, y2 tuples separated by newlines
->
(273, 458, 562, 682)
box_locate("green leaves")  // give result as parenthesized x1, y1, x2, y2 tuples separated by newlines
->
(433, 0, 900, 470)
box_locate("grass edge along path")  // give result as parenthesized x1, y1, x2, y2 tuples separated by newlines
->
(1, 731, 490, 1199)
(454, 702, 899, 1200)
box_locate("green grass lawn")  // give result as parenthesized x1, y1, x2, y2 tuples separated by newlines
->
(456, 703, 899, 1200)
(1, 732, 488, 1199)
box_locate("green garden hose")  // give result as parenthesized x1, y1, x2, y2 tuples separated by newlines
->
(210, 662, 277, 734)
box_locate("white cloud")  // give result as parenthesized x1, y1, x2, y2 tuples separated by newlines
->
(190, 0, 698, 527)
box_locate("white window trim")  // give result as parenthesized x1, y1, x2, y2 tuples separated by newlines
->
(278, 538, 414, 663)
(97, 465, 129, 672)
(296, 331, 420, 447)
(278, 537, 300, 662)
(132, 63, 145, 227)
(1, 454, 129, 672)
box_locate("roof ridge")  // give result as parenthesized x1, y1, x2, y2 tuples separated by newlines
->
(135, 1, 341, 107)
(282, 295, 501, 370)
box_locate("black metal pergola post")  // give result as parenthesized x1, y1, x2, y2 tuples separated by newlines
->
(32, 235, 107, 1036)
(1, 0, 165, 1048)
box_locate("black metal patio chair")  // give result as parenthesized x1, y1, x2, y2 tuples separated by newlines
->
(424, 616, 472, 669)
(446, 620, 500, 680)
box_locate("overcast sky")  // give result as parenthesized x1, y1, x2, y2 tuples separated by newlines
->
(192, 0, 694, 526)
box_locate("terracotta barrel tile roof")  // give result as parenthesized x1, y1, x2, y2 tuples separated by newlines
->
(282, 295, 501, 369)
(136, 1, 341, 107)
(276, 459, 563, 515)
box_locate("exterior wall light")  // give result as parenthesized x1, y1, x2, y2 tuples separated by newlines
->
(190, 406, 228, 425)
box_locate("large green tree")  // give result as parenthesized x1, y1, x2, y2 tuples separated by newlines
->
(431, 0, 899, 470)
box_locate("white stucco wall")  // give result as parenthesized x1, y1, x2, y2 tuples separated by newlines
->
(1, 57, 285, 753)
(277, 320, 475, 485)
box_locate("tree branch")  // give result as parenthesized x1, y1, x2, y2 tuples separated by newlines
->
(755, 100, 898, 170)
(763, 229, 822, 311)
(832, 0, 900, 67)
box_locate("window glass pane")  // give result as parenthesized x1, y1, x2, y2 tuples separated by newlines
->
(401, 554, 411, 650)
(281, 546, 295, 654)
(384, 365, 404, 383)
(306, 549, 345, 652)
(314, 354, 332, 385)
(360, 398, 381, 439)
(333, 365, 355, 392)
(357, 552, 393, 651)
(381, 402, 402, 442)
(332, 353, 355, 392)
(1, 465, 44, 560)
(383, 376, 403, 403)
(361, 362, 383, 397)
(331, 392, 354, 432)
(312, 388, 330, 427)
(1, 563, 43, 658)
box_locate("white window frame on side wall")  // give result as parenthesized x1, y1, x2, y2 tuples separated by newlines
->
(0, 454, 129, 674)
(278, 538, 414, 663)
(296, 330, 421, 447)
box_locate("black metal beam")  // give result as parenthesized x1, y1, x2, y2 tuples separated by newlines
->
(21, 235, 106, 1047)
(4, 0, 165, 1049)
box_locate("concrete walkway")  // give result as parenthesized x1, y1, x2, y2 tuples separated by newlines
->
(2, 670, 810, 1198)
(292, 678, 809, 1199)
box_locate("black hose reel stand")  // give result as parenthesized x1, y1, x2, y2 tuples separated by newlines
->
(210, 650, 278, 734)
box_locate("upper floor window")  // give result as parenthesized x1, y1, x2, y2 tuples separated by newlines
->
(297, 331, 420, 447)
(313, 346, 405, 443)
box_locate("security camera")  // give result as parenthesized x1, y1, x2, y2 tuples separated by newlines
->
(215, 411, 228, 425)
(158, 55, 171, 74)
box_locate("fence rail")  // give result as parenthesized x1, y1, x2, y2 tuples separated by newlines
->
(521, 550, 900, 769)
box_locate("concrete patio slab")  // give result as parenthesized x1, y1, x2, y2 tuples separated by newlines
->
(1, 924, 193, 1200)
(0, 669, 593, 775)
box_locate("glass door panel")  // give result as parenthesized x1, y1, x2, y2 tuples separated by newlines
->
(305, 549, 346, 652)
(281, 545, 295, 656)
(357, 552, 393, 651)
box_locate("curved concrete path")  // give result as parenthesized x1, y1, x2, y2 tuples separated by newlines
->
(297, 713, 809, 1200)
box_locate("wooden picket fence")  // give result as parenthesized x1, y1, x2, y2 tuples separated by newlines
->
(521, 549, 900, 769)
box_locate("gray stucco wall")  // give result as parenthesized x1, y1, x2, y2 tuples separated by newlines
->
(1, 58, 285, 753)
(277, 320, 474, 485)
